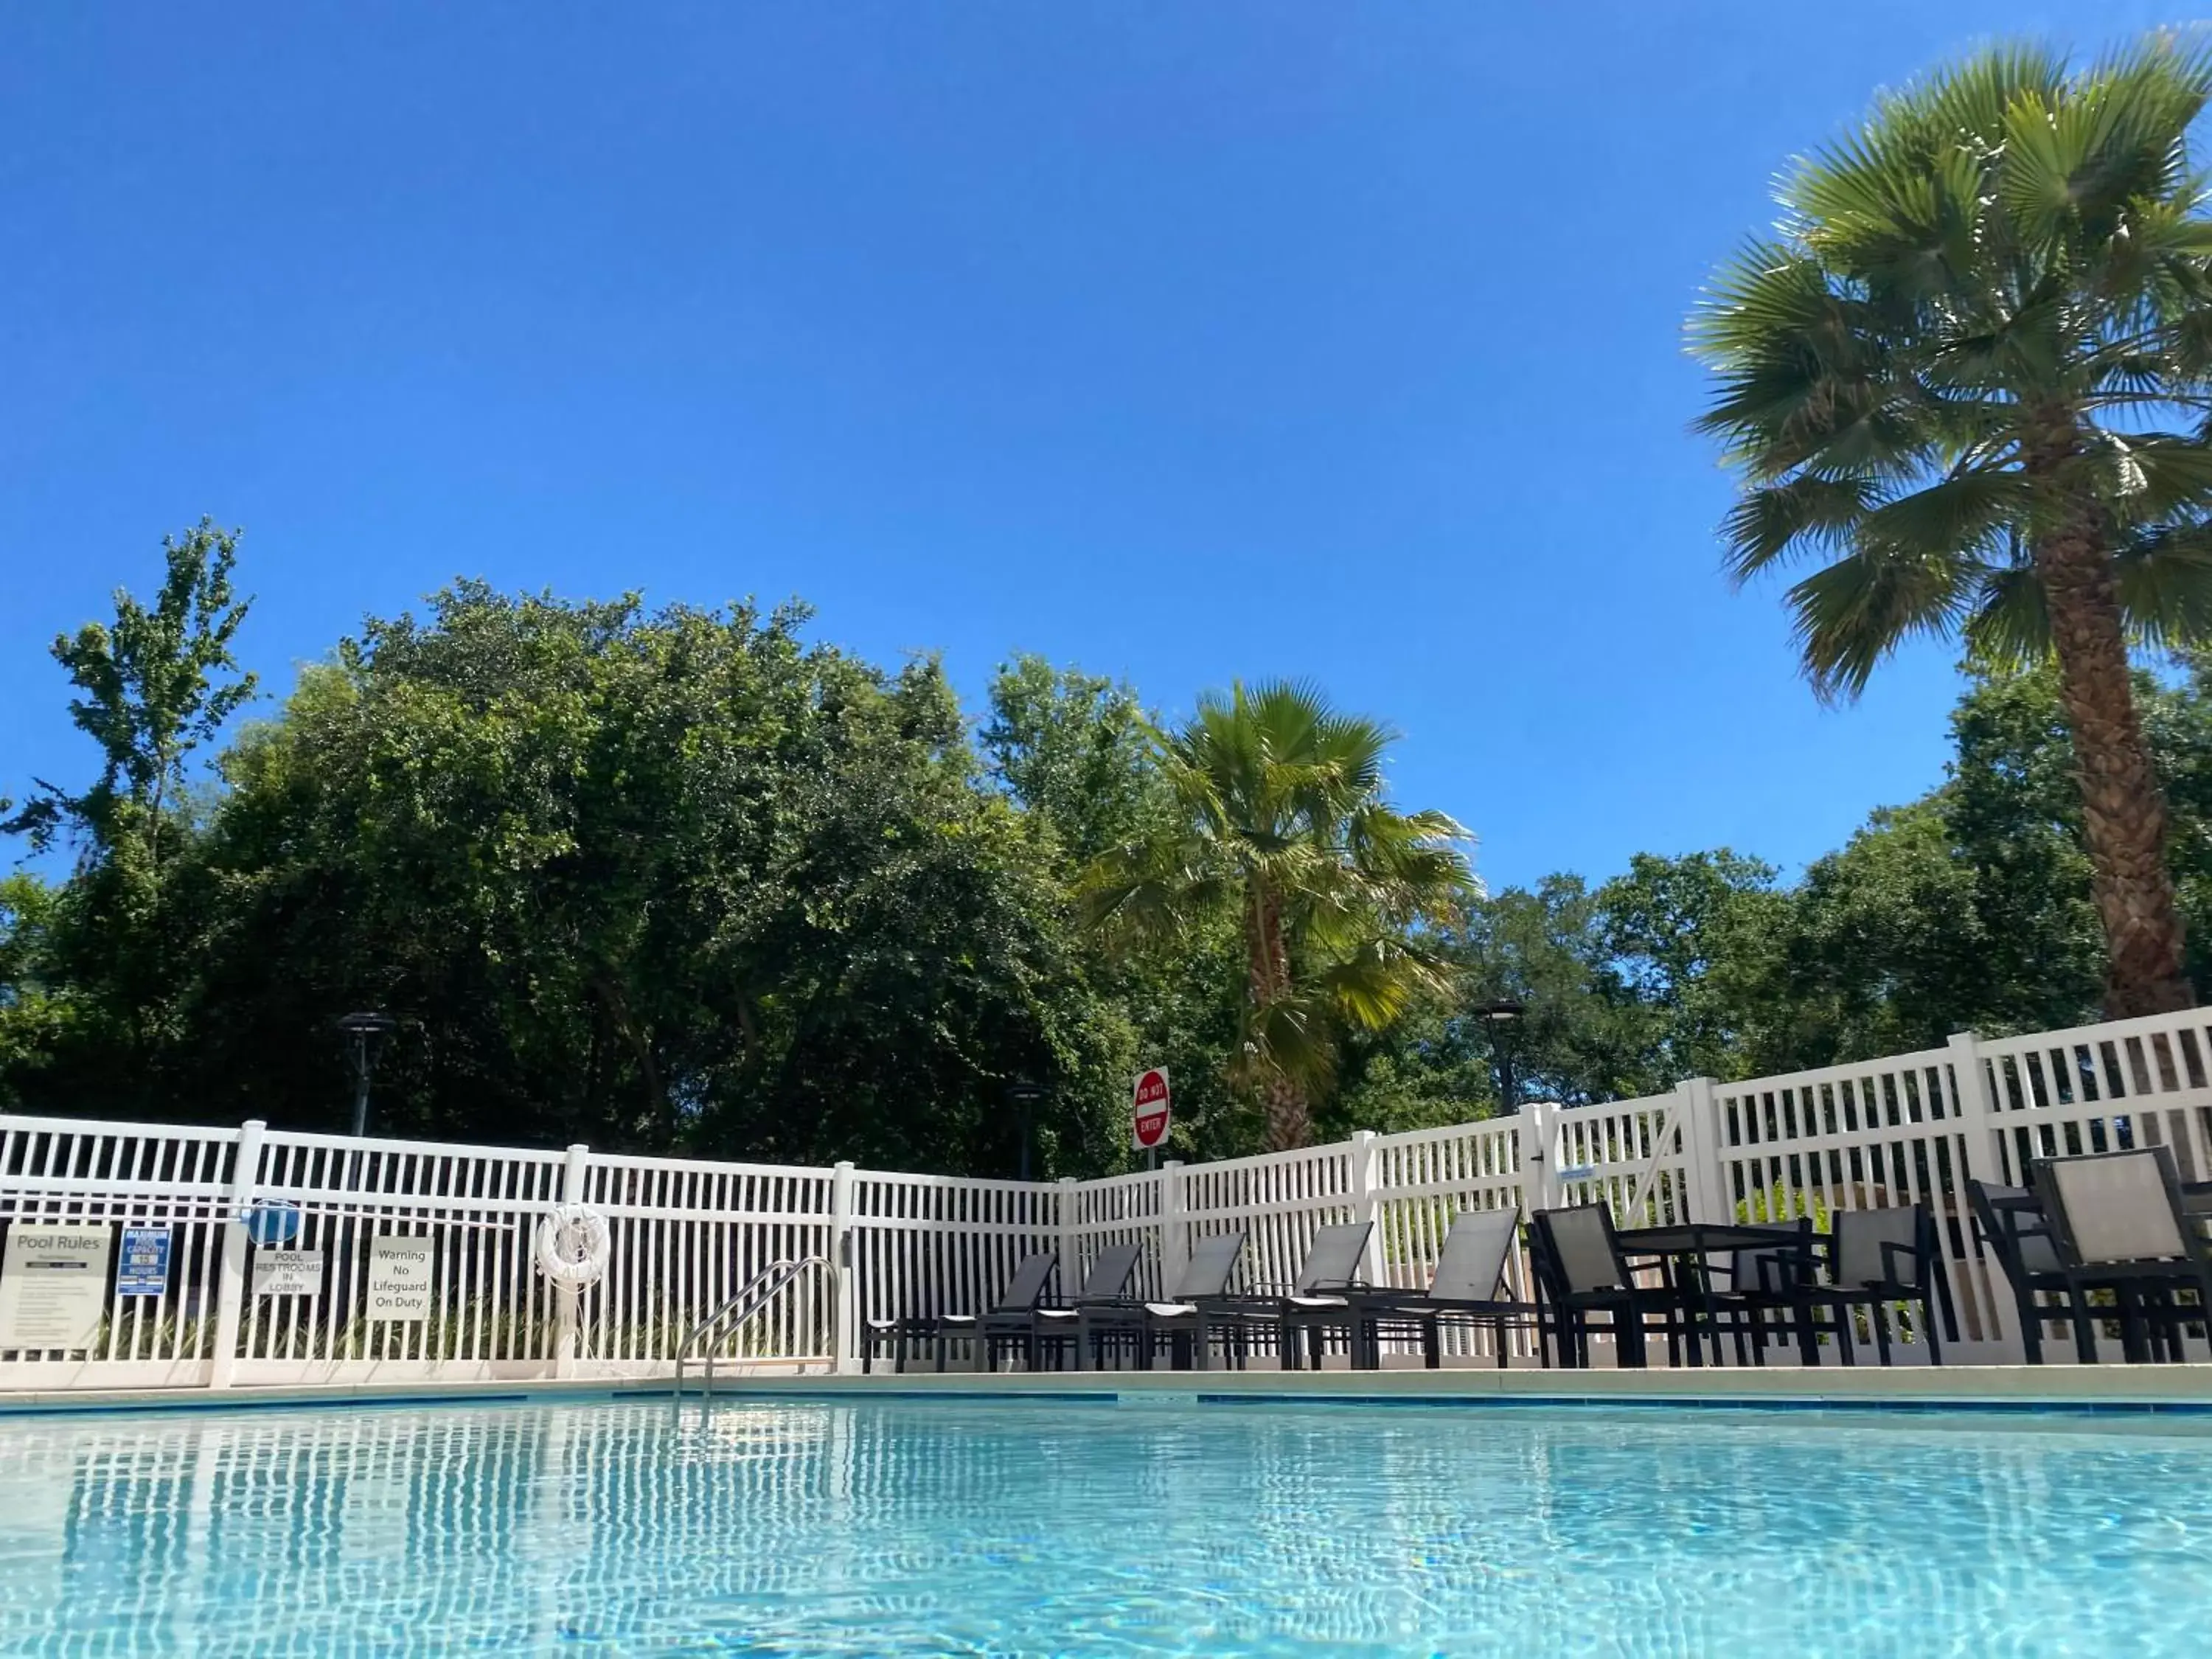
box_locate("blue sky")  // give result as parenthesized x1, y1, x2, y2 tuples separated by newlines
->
(0, 1, 2180, 891)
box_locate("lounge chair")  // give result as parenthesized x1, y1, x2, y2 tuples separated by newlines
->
(1297, 1207, 1540, 1369)
(1799, 1203, 1952, 1366)
(863, 1251, 1057, 1374)
(2034, 1147, 2212, 1363)
(1189, 1220, 1376, 1371)
(988, 1241, 1144, 1371)
(1968, 1179, 2075, 1364)
(1076, 1229, 1250, 1370)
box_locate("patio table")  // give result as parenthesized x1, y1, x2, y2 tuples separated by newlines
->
(1613, 1222, 1809, 1366)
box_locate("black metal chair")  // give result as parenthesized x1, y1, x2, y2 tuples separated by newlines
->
(2034, 1147, 2212, 1364)
(1707, 1219, 1820, 1366)
(1799, 1203, 1953, 1366)
(1299, 1207, 1540, 1369)
(1076, 1229, 1249, 1370)
(1189, 1221, 1376, 1371)
(1528, 1205, 1692, 1368)
(1968, 1179, 2075, 1364)
(1006, 1242, 1144, 1370)
(860, 1251, 1058, 1373)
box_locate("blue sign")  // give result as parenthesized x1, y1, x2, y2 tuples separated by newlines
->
(117, 1228, 172, 1296)
(243, 1206, 304, 1247)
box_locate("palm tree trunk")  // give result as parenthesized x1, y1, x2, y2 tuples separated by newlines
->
(1262, 1071, 1310, 1152)
(2029, 453, 2193, 1017)
(1245, 883, 1312, 1150)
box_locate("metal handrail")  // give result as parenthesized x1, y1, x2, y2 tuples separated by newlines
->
(673, 1256, 834, 1397)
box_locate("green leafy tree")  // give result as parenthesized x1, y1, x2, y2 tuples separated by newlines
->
(1336, 874, 1670, 1133)
(32, 585, 1128, 1170)
(1692, 37, 2212, 1017)
(0, 874, 72, 1110)
(4, 518, 255, 870)
(1595, 851, 1795, 1079)
(982, 657, 1249, 1162)
(1082, 681, 1474, 1150)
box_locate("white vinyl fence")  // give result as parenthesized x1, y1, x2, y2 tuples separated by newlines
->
(7, 1008, 2212, 1391)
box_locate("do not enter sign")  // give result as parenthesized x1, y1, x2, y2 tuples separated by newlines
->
(1132, 1067, 1172, 1151)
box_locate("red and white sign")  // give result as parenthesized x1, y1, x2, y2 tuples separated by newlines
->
(1132, 1067, 1172, 1151)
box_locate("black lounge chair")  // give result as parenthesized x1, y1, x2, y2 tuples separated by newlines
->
(988, 1241, 1144, 1371)
(1969, 1179, 2076, 1364)
(863, 1251, 1057, 1374)
(1076, 1229, 1250, 1370)
(1300, 1207, 1540, 1369)
(1528, 1204, 1692, 1368)
(1801, 1203, 1953, 1366)
(2034, 1147, 2212, 1363)
(1192, 1221, 1376, 1371)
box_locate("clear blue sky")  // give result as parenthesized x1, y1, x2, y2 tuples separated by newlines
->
(0, 2, 2179, 891)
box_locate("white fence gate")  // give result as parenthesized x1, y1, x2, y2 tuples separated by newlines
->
(7, 1008, 2212, 1391)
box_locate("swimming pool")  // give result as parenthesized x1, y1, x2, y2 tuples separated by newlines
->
(1, 1395, 2209, 1655)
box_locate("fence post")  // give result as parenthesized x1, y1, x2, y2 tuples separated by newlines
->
(1676, 1077, 1728, 1223)
(1057, 1175, 1079, 1297)
(554, 1143, 590, 1380)
(207, 1119, 265, 1391)
(1348, 1130, 1387, 1288)
(1520, 1102, 1562, 1216)
(1159, 1160, 1189, 1297)
(1947, 1031, 2006, 1185)
(830, 1161, 858, 1375)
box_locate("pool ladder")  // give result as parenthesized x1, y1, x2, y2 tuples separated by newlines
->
(673, 1256, 836, 1398)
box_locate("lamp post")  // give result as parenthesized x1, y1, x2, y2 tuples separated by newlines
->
(338, 1012, 397, 1138)
(1005, 1079, 1046, 1182)
(1474, 998, 1526, 1114)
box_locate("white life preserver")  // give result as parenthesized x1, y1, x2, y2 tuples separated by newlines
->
(534, 1203, 611, 1290)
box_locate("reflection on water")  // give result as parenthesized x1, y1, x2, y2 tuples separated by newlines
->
(1, 1397, 2211, 1655)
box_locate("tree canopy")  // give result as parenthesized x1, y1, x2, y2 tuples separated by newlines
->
(18, 522, 2212, 1169)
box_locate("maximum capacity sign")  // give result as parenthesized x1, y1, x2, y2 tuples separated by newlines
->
(1131, 1066, 1172, 1152)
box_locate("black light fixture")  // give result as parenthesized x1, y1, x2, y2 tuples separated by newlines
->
(338, 1012, 397, 1138)
(1473, 998, 1526, 1114)
(1004, 1079, 1047, 1182)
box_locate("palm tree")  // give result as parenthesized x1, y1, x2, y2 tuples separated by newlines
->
(1082, 681, 1474, 1150)
(1691, 36, 2212, 1017)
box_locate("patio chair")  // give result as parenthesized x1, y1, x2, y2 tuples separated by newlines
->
(914, 1251, 1058, 1373)
(1708, 1219, 1821, 1366)
(1967, 1179, 2075, 1365)
(989, 1242, 1144, 1371)
(1303, 1207, 1540, 1370)
(1527, 1204, 1691, 1368)
(1190, 1221, 1377, 1371)
(2034, 1147, 2212, 1364)
(1800, 1203, 1954, 1366)
(1076, 1229, 1250, 1370)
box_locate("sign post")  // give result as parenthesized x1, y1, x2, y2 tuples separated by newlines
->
(1132, 1066, 1172, 1168)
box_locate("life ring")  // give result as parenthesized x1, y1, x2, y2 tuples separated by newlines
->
(534, 1203, 611, 1290)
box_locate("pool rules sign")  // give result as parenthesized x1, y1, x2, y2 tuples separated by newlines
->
(1132, 1066, 1172, 1152)
(0, 1224, 113, 1353)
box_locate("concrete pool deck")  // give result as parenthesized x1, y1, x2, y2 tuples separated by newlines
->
(8, 1361, 2212, 1416)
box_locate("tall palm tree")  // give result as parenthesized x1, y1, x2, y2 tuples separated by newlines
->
(1691, 36, 2212, 1017)
(1082, 681, 1473, 1150)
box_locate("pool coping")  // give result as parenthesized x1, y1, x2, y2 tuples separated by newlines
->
(7, 1363, 2212, 1418)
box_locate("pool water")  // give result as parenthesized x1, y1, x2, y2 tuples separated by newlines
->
(1, 1396, 2210, 1655)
